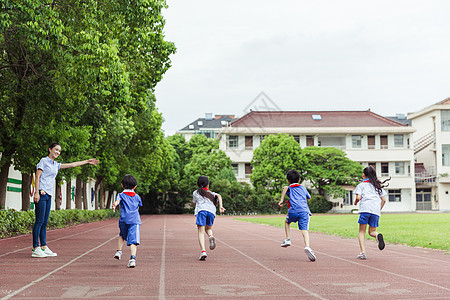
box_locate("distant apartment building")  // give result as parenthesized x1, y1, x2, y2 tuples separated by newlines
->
(217, 110, 417, 213)
(176, 113, 234, 141)
(408, 98, 450, 212)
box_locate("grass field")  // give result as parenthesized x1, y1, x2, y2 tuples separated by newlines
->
(236, 213, 450, 251)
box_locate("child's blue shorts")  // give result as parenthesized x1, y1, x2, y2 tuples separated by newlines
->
(119, 222, 140, 246)
(286, 211, 310, 230)
(358, 212, 379, 228)
(196, 210, 215, 226)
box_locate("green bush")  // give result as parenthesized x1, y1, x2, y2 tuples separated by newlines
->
(0, 209, 119, 238)
(308, 194, 332, 213)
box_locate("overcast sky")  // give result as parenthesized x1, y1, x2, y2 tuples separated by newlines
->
(155, 1, 450, 135)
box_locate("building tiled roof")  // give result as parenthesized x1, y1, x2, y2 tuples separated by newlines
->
(230, 110, 407, 128)
(179, 115, 234, 131)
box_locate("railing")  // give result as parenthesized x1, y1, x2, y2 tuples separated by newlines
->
(415, 172, 437, 183)
(414, 131, 436, 154)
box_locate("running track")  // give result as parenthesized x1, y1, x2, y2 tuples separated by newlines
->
(0, 215, 449, 299)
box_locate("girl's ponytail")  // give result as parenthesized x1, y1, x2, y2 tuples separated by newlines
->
(364, 166, 390, 195)
(197, 175, 218, 205)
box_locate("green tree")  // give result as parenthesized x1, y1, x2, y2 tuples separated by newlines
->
(303, 147, 362, 198)
(251, 134, 305, 195)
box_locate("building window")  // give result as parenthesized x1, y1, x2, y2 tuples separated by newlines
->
(352, 135, 362, 148)
(441, 110, 450, 131)
(245, 163, 252, 178)
(381, 162, 389, 176)
(380, 135, 388, 149)
(368, 135, 375, 149)
(228, 136, 238, 149)
(293, 135, 300, 144)
(395, 162, 405, 175)
(232, 164, 238, 177)
(388, 189, 401, 202)
(343, 191, 353, 205)
(442, 145, 450, 166)
(306, 136, 314, 146)
(259, 135, 267, 143)
(245, 136, 253, 150)
(394, 134, 404, 147)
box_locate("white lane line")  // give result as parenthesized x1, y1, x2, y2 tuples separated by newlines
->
(0, 223, 113, 258)
(224, 224, 450, 292)
(219, 239, 328, 300)
(1, 236, 117, 300)
(159, 216, 167, 300)
(236, 218, 450, 264)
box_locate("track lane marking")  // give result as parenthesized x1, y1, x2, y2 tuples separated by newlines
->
(1, 236, 117, 300)
(159, 216, 167, 300)
(222, 223, 450, 292)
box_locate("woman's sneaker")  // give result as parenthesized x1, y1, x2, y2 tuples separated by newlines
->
(304, 246, 316, 261)
(377, 233, 385, 250)
(127, 258, 136, 268)
(31, 247, 47, 258)
(199, 251, 207, 261)
(357, 253, 367, 260)
(42, 247, 57, 257)
(281, 239, 291, 247)
(209, 236, 216, 250)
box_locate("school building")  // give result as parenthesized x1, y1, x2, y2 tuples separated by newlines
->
(176, 113, 235, 141)
(216, 109, 420, 213)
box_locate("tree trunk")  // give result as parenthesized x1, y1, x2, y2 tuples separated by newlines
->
(94, 179, 100, 210)
(66, 179, 72, 209)
(75, 176, 82, 209)
(106, 191, 113, 209)
(0, 161, 11, 209)
(82, 180, 88, 210)
(99, 180, 104, 209)
(55, 178, 61, 210)
(21, 173, 32, 211)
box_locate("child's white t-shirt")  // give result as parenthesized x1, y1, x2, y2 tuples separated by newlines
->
(193, 190, 217, 216)
(354, 181, 387, 216)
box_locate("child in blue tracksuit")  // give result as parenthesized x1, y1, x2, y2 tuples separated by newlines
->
(112, 174, 142, 268)
(278, 169, 316, 261)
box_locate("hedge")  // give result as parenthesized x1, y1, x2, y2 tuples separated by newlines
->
(0, 209, 119, 238)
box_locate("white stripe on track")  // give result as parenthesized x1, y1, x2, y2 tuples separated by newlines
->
(224, 224, 450, 292)
(1, 235, 117, 300)
(219, 239, 328, 300)
(0, 223, 114, 258)
(159, 216, 167, 300)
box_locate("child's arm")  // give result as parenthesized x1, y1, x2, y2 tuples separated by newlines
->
(278, 186, 289, 207)
(112, 198, 120, 212)
(354, 194, 361, 205)
(380, 195, 386, 210)
(217, 194, 225, 213)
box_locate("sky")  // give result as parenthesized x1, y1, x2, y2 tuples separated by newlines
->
(155, 1, 450, 135)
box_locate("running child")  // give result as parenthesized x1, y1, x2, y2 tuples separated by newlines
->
(112, 174, 142, 268)
(278, 170, 316, 262)
(354, 165, 390, 260)
(193, 175, 225, 261)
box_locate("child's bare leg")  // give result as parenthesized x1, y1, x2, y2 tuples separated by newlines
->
(301, 230, 310, 248)
(130, 244, 137, 257)
(117, 236, 125, 251)
(368, 226, 378, 238)
(197, 225, 206, 252)
(284, 221, 291, 239)
(205, 225, 213, 237)
(358, 224, 367, 253)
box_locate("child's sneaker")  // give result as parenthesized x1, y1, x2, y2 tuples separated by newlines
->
(377, 233, 385, 250)
(127, 258, 136, 268)
(42, 247, 57, 257)
(209, 236, 216, 250)
(357, 253, 367, 260)
(114, 250, 122, 260)
(280, 239, 291, 247)
(304, 246, 316, 261)
(199, 251, 207, 261)
(31, 247, 47, 258)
